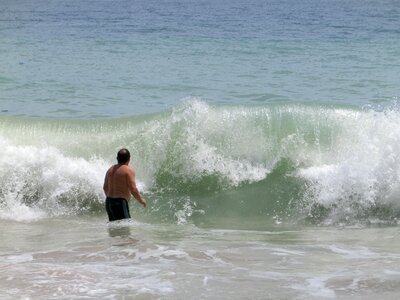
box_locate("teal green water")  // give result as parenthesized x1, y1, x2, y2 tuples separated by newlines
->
(1, 101, 399, 227)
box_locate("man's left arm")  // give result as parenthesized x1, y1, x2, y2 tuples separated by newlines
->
(103, 170, 109, 196)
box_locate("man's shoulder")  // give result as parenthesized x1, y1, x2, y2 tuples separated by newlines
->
(106, 165, 115, 173)
(120, 165, 134, 173)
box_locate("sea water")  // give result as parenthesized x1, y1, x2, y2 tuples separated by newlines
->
(1, 0, 400, 299)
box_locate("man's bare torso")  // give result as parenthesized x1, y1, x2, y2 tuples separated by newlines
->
(104, 164, 132, 201)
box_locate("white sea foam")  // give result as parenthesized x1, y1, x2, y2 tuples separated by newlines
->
(0, 137, 107, 221)
(136, 100, 271, 187)
(297, 106, 400, 223)
(4, 254, 33, 263)
(328, 245, 379, 259)
(291, 275, 336, 299)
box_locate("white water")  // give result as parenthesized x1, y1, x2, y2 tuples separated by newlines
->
(1, 101, 400, 225)
(0, 218, 399, 299)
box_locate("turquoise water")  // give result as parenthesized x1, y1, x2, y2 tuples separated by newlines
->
(1, 0, 399, 117)
(1, 0, 400, 299)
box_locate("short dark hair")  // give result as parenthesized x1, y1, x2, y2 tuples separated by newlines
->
(117, 148, 130, 164)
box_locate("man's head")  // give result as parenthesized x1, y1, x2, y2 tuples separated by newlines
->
(117, 148, 131, 164)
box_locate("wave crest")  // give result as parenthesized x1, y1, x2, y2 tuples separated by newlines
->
(1, 100, 400, 226)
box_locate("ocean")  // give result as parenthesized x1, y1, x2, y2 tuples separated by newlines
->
(1, 0, 400, 299)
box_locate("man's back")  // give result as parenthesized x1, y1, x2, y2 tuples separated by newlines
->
(104, 164, 132, 201)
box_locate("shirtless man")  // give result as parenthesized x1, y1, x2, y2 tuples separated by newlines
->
(103, 148, 146, 221)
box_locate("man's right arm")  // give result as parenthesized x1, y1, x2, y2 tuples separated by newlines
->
(128, 168, 146, 207)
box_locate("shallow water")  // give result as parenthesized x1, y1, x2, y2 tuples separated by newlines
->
(0, 217, 399, 299)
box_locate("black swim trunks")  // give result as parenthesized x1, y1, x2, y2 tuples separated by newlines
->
(105, 197, 131, 221)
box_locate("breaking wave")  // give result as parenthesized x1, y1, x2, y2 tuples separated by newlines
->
(1, 100, 400, 226)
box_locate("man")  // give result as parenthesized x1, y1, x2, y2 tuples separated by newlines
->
(103, 148, 146, 221)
